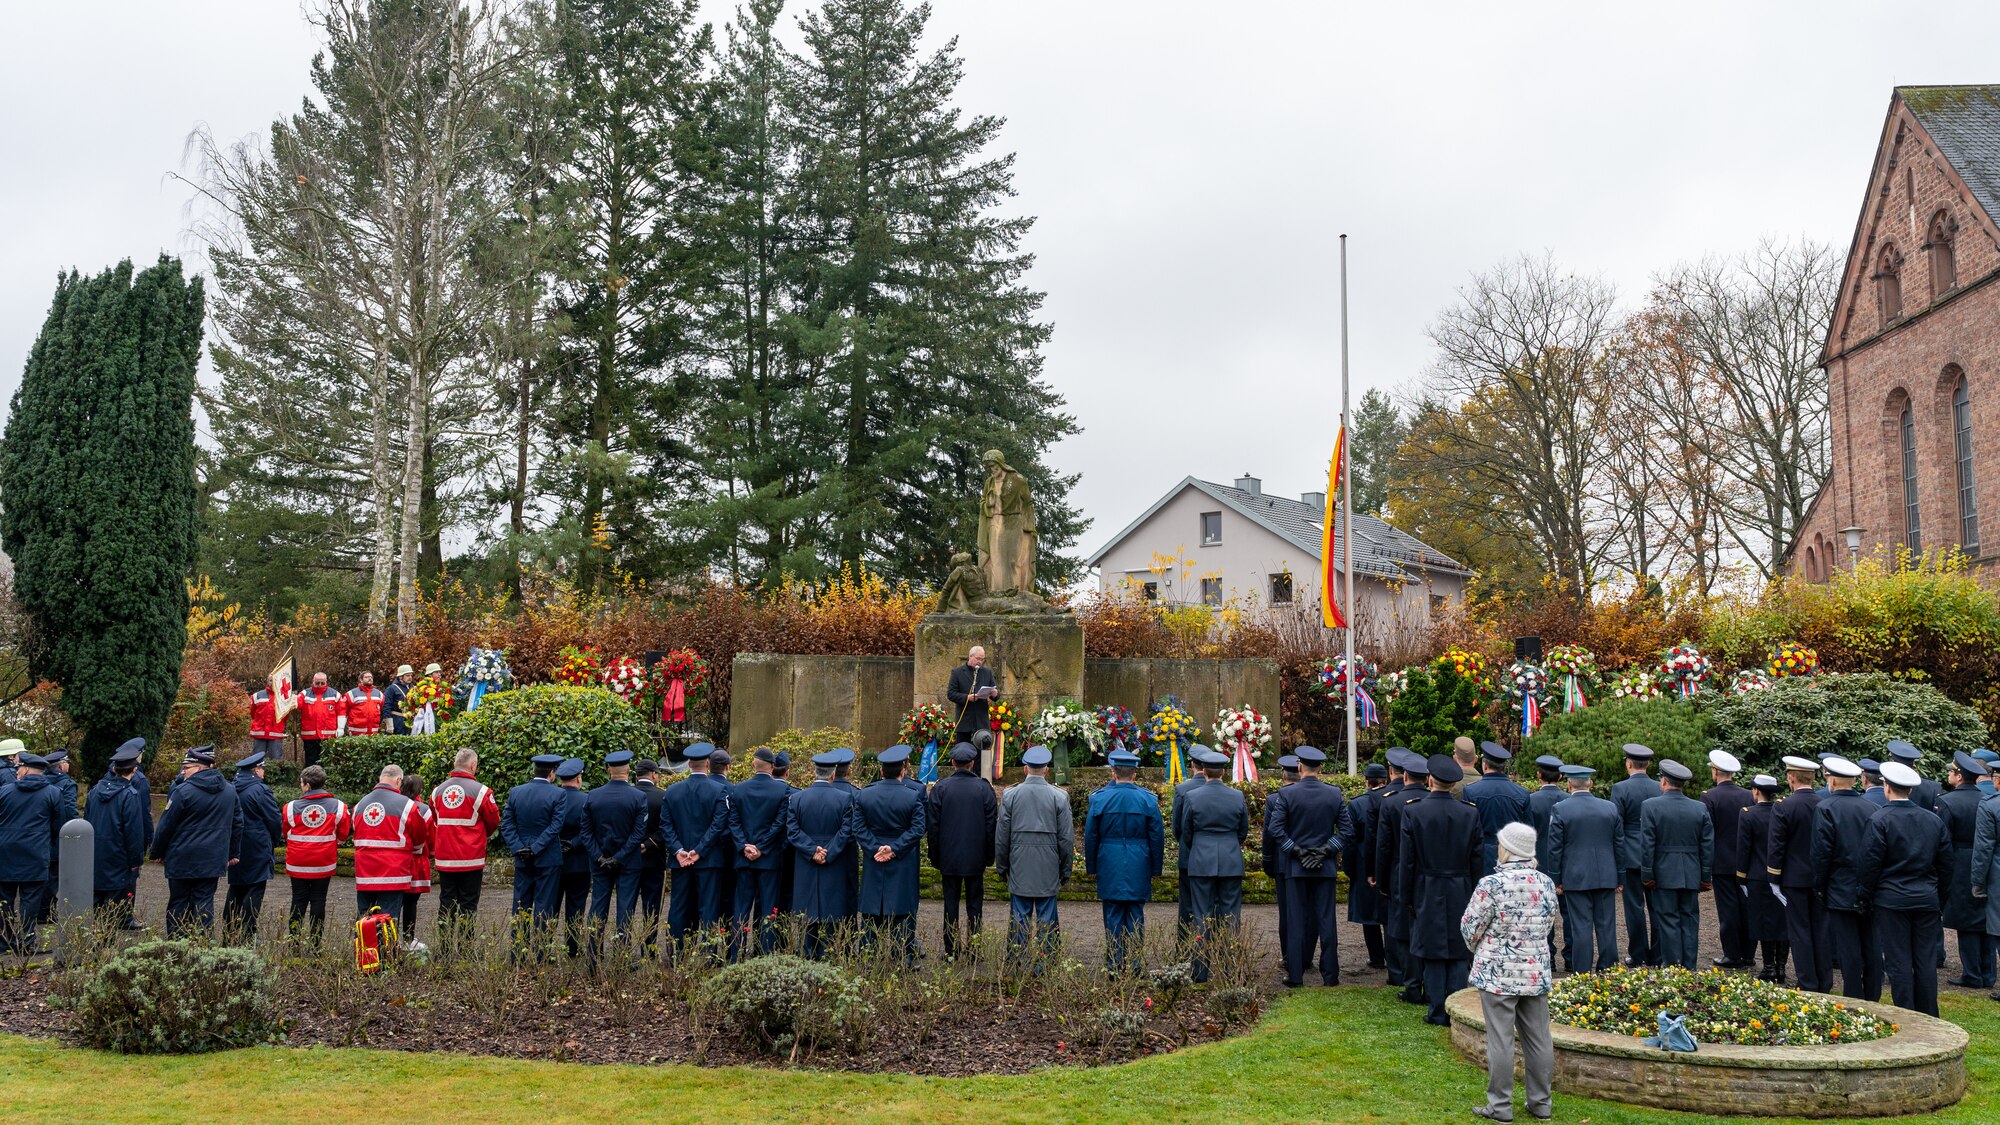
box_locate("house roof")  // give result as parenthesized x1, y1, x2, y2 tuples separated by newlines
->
(1085, 475, 1471, 581)
(1902, 86, 2000, 227)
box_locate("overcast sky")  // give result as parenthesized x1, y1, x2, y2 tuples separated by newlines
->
(5, 0, 1998, 565)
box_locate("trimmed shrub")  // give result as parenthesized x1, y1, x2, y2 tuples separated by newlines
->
(420, 685, 653, 799)
(1708, 672, 1983, 776)
(320, 734, 432, 797)
(700, 954, 873, 1054)
(1526, 698, 1715, 791)
(73, 939, 282, 1054)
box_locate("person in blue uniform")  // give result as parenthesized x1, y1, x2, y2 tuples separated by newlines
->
(500, 754, 568, 955)
(1084, 747, 1163, 972)
(1863, 760, 1953, 1016)
(1175, 746, 1246, 983)
(928, 742, 996, 960)
(36, 748, 77, 925)
(1547, 764, 1621, 972)
(1376, 749, 1430, 998)
(1345, 762, 1391, 970)
(85, 739, 152, 925)
(1939, 752, 1992, 990)
(149, 747, 244, 939)
(728, 747, 793, 956)
(551, 758, 593, 954)
(1265, 745, 1353, 988)
(631, 759, 669, 952)
(1264, 754, 1299, 961)
(1701, 750, 1755, 969)
(1768, 755, 1831, 992)
(1859, 759, 1888, 806)
(223, 750, 283, 941)
(1739, 775, 1790, 982)
(1400, 754, 1482, 1026)
(583, 749, 649, 950)
(0, 753, 66, 953)
(1465, 741, 1531, 878)
(1886, 740, 1942, 811)
(1639, 759, 1713, 970)
(1811, 755, 1881, 999)
(1610, 744, 1661, 966)
(850, 745, 926, 960)
(1974, 750, 2000, 796)
(661, 742, 731, 952)
(1525, 755, 1567, 966)
(785, 751, 857, 958)
(1971, 759, 2000, 1000)
(1170, 744, 1213, 947)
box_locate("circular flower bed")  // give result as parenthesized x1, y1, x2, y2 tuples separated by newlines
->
(1549, 966, 1891, 1047)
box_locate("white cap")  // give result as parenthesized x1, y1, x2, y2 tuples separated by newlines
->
(1781, 755, 1820, 772)
(0, 737, 23, 756)
(423, 662, 443, 675)
(1881, 761, 1921, 789)
(1752, 774, 1779, 788)
(1708, 750, 1742, 774)
(396, 664, 415, 677)
(1823, 755, 1862, 779)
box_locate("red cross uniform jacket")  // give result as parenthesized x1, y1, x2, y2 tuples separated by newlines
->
(409, 800, 433, 893)
(429, 772, 501, 873)
(297, 687, 344, 740)
(342, 686, 385, 735)
(250, 689, 285, 741)
(283, 791, 351, 878)
(350, 783, 428, 894)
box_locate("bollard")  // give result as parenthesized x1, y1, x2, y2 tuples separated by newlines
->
(57, 817, 93, 963)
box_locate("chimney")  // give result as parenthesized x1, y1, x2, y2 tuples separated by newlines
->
(1301, 490, 1326, 510)
(1235, 473, 1262, 496)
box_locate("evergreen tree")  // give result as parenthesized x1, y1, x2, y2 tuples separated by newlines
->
(0, 259, 204, 777)
(1383, 663, 1486, 759)
(1348, 387, 1405, 516)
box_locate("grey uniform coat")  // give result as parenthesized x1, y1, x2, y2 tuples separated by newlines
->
(1639, 790, 1714, 890)
(1968, 794, 2000, 933)
(1547, 792, 1623, 891)
(994, 775, 1074, 899)
(1610, 773, 1661, 870)
(1174, 780, 1249, 878)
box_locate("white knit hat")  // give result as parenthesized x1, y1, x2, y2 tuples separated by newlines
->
(1496, 822, 1537, 863)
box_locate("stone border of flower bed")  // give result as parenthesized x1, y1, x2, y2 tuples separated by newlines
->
(1445, 988, 1968, 1117)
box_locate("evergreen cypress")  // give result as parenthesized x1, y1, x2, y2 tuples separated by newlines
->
(1, 258, 204, 777)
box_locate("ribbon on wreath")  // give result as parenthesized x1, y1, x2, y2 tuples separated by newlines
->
(660, 677, 688, 724)
(413, 702, 438, 736)
(990, 730, 1006, 783)
(918, 739, 940, 784)
(1231, 737, 1259, 784)
(465, 681, 488, 713)
(1521, 693, 1542, 738)
(1561, 674, 1588, 713)
(1165, 737, 1183, 786)
(1676, 678, 1697, 701)
(1354, 685, 1379, 729)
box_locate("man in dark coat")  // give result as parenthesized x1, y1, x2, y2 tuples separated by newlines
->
(149, 747, 244, 939)
(37, 748, 77, 924)
(554, 759, 592, 953)
(785, 752, 857, 958)
(1264, 755, 1298, 961)
(382, 664, 416, 735)
(1526, 754, 1567, 966)
(1701, 750, 1756, 968)
(851, 746, 927, 960)
(632, 759, 670, 951)
(1375, 749, 1429, 997)
(1085, 748, 1164, 972)
(583, 749, 649, 946)
(0, 753, 66, 953)
(1811, 755, 1882, 1000)
(661, 743, 732, 948)
(1639, 759, 1714, 970)
(1769, 755, 1831, 992)
(1265, 746, 1353, 987)
(1610, 744, 1661, 966)
(1464, 742, 1531, 877)
(1738, 774, 1791, 982)
(946, 646, 999, 743)
(1939, 752, 1993, 989)
(1345, 762, 1390, 970)
(502, 753, 568, 952)
(84, 739, 152, 925)
(224, 751, 283, 941)
(928, 742, 996, 959)
(1175, 747, 1247, 983)
(728, 747, 792, 956)
(1863, 760, 1954, 1016)
(1399, 754, 1482, 1026)
(1886, 741, 1943, 812)
(1548, 764, 1621, 972)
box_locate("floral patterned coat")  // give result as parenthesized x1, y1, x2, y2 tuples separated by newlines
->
(1461, 856, 1558, 996)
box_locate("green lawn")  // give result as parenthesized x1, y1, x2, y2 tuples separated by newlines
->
(5, 987, 1994, 1124)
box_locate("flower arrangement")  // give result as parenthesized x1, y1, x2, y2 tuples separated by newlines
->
(405, 676, 456, 733)
(551, 644, 603, 687)
(987, 700, 1018, 738)
(1030, 698, 1107, 755)
(1607, 666, 1662, 701)
(1730, 669, 1773, 694)
(640, 648, 710, 724)
(1377, 668, 1410, 703)
(1659, 643, 1712, 698)
(1437, 647, 1493, 694)
(1501, 660, 1550, 706)
(899, 702, 955, 749)
(600, 655, 647, 703)
(1767, 641, 1818, 679)
(1213, 706, 1273, 759)
(1315, 655, 1382, 726)
(1549, 966, 1891, 1047)
(1545, 643, 1596, 712)
(1094, 704, 1139, 751)
(1146, 695, 1200, 782)
(453, 647, 514, 713)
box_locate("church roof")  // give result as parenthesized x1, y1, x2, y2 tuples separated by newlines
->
(1900, 86, 2000, 228)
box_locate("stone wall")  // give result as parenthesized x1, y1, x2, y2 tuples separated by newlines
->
(1084, 658, 1282, 739)
(727, 653, 914, 752)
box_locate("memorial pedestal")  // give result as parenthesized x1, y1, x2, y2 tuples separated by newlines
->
(915, 614, 1085, 767)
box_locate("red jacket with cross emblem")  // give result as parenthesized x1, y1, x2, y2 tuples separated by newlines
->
(429, 771, 500, 872)
(350, 783, 428, 893)
(342, 686, 385, 735)
(250, 689, 286, 741)
(282, 791, 351, 878)
(297, 686, 344, 740)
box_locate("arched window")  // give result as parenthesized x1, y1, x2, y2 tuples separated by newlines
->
(1877, 244, 1904, 325)
(1954, 372, 1979, 552)
(1902, 399, 1922, 553)
(1805, 544, 1818, 581)
(1928, 211, 1958, 295)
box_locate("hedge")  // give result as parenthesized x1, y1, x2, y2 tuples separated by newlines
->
(420, 684, 656, 798)
(1524, 697, 1716, 793)
(1707, 672, 1984, 776)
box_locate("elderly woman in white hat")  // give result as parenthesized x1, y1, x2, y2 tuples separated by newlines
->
(1461, 820, 1558, 1122)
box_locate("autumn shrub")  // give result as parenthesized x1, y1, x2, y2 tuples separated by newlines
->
(1707, 672, 1985, 776)
(152, 657, 252, 788)
(1525, 697, 1715, 790)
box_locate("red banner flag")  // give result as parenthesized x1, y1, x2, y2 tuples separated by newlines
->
(1321, 429, 1347, 629)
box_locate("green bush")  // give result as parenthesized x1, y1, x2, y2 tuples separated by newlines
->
(319, 734, 431, 797)
(1526, 698, 1715, 791)
(1384, 663, 1486, 758)
(420, 685, 654, 799)
(1708, 672, 1983, 776)
(73, 939, 282, 1054)
(700, 953, 873, 1053)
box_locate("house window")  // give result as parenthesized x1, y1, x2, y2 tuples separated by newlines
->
(1877, 245, 1903, 325)
(1200, 511, 1222, 545)
(1200, 577, 1222, 606)
(1956, 375, 1979, 552)
(1902, 401, 1922, 553)
(1269, 572, 1293, 605)
(1141, 581, 1159, 601)
(1430, 594, 1447, 617)
(1928, 211, 1958, 295)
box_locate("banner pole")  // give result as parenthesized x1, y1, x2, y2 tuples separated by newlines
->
(1341, 235, 1357, 777)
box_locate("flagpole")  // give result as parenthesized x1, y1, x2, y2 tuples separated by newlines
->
(1340, 235, 1356, 777)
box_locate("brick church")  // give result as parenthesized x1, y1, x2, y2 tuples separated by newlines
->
(1788, 86, 2000, 580)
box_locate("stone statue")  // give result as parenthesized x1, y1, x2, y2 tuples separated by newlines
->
(938, 550, 1049, 615)
(976, 449, 1038, 597)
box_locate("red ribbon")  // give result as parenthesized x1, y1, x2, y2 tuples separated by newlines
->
(661, 677, 687, 723)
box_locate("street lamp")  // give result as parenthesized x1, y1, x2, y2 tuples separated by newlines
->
(1839, 525, 1865, 564)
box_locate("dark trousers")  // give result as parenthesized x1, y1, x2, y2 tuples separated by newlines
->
(941, 872, 986, 957)
(667, 867, 725, 944)
(637, 865, 666, 943)
(1101, 900, 1145, 971)
(436, 870, 483, 924)
(1420, 957, 1471, 1024)
(1828, 908, 1883, 1000)
(509, 863, 562, 957)
(1564, 888, 1618, 972)
(356, 889, 402, 929)
(1649, 887, 1700, 969)
(1955, 929, 1996, 988)
(1363, 924, 1385, 967)
(400, 891, 422, 938)
(1008, 894, 1059, 963)
(1384, 899, 1409, 986)
(1280, 876, 1340, 985)
(1712, 872, 1751, 963)
(301, 738, 327, 768)
(732, 867, 783, 955)
(1761, 940, 1792, 981)
(288, 877, 331, 938)
(1875, 906, 1941, 1016)
(589, 864, 642, 934)
(166, 877, 219, 938)
(223, 881, 267, 941)
(1185, 875, 1243, 983)
(558, 871, 590, 953)
(1782, 888, 1832, 992)
(93, 887, 136, 927)
(1272, 873, 1291, 969)
(863, 913, 917, 963)
(1622, 868, 1656, 964)
(0, 881, 46, 952)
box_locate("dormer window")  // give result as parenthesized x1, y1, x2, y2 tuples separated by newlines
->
(1876, 244, 1904, 326)
(1927, 210, 1958, 295)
